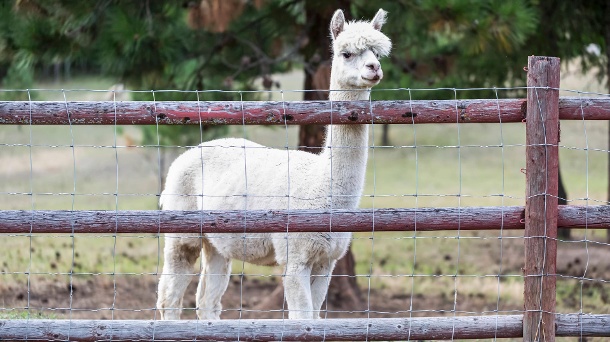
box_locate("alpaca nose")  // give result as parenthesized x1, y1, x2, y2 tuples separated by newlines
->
(366, 61, 380, 72)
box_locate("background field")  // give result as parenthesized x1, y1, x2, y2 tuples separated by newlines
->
(1, 68, 609, 341)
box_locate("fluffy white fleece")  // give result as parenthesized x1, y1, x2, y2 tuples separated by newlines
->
(156, 8, 392, 321)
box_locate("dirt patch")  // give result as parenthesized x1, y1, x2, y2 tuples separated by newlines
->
(1, 274, 522, 320)
(3, 234, 610, 320)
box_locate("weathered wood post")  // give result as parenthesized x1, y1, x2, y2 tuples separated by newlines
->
(523, 56, 560, 342)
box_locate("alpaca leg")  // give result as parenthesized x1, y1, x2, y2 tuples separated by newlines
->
(310, 260, 336, 319)
(283, 262, 313, 319)
(157, 236, 201, 320)
(196, 247, 231, 320)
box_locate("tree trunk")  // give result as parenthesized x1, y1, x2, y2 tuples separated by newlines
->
(53, 62, 61, 84)
(557, 168, 570, 239)
(324, 247, 363, 311)
(537, 1, 571, 241)
(299, 64, 327, 154)
(381, 124, 390, 146)
(298, 124, 326, 154)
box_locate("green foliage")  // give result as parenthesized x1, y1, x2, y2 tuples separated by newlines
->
(0, 1, 296, 144)
(525, 0, 609, 84)
(0, 310, 57, 319)
(96, 3, 191, 88)
(0, 63, 34, 100)
(354, 0, 540, 100)
(0, 0, 608, 123)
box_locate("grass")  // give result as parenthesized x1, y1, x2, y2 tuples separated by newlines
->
(0, 310, 57, 319)
(1, 73, 610, 327)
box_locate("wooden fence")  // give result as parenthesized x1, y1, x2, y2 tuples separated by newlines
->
(1, 56, 609, 341)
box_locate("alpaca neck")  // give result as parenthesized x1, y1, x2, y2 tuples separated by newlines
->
(324, 82, 370, 152)
(320, 78, 370, 209)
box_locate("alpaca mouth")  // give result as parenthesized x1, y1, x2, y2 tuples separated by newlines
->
(361, 75, 381, 82)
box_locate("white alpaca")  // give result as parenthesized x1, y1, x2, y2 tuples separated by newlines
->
(157, 8, 391, 320)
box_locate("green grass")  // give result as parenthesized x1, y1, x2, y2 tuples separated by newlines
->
(0, 309, 57, 319)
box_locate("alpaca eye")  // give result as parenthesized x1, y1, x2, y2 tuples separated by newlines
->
(342, 52, 352, 59)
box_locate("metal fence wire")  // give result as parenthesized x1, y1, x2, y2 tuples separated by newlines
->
(0, 56, 610, 341)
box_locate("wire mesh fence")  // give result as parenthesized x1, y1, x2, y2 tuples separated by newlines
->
(0, 56, 609, 340)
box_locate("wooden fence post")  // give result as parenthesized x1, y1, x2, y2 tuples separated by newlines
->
(524, 56, 560, 342)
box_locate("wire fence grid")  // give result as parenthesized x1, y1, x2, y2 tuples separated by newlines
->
(0, 56, 609, 340)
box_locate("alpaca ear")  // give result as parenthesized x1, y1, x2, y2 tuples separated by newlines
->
(330, 9, 345, 40)
(371, 9, 387, 31)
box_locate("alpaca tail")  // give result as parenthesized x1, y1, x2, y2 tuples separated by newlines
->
(159, 149, 202, 211)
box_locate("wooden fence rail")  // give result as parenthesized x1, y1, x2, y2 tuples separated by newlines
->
(0, 97, 609, 125)
(0, 314, 608, 341)
(1, 205, 609, 234)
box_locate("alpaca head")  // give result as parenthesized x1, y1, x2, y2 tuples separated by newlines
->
(329, 9, 392, 90)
